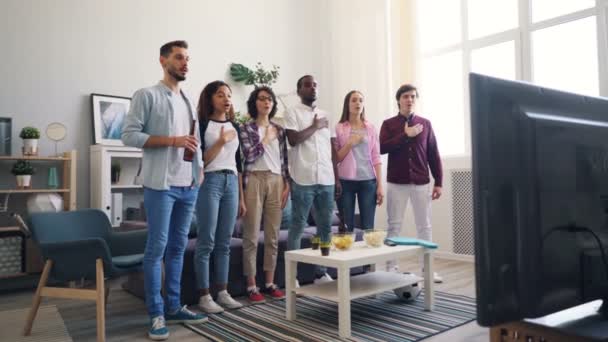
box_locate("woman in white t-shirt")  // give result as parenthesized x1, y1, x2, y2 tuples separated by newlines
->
(194, 81, 246, 313)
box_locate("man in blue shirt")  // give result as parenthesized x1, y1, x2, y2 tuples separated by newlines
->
(122, 40, 207, 341)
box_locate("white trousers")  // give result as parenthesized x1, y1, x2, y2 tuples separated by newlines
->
(387, 182, 432, 241)
(386, 182, 432, 271)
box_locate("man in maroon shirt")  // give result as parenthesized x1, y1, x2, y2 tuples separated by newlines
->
(379, 84, 444, 283)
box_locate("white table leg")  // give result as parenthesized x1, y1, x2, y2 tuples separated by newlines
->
(369, 262, 380, 299)
(423, 250, 435, 311)
(337, 267, 351, 338)
(285, 258, 297, 320)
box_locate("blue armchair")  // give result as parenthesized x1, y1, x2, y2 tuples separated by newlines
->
(23, 209, 146, 342)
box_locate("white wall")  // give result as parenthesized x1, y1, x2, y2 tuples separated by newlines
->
(1, 0, 463, 251)
(0, 0, 323, 208)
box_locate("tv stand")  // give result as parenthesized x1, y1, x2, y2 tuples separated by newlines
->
(490, 300, 608, 341)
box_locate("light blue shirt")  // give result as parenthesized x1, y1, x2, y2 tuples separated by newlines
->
(121, 82, 204, 190)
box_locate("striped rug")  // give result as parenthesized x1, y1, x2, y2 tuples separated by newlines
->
(185, 291, 476, 342)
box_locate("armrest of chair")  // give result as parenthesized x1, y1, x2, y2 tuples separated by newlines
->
(41, 238, 114, 281)
(108, 230, 147, 257)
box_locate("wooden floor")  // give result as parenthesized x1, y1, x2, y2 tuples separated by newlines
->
(0, 256, 488, 341)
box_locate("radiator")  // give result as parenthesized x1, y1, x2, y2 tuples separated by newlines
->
(451, 170, 474, 255)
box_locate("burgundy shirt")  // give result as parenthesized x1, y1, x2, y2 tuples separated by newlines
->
(379, 113, 443, 187)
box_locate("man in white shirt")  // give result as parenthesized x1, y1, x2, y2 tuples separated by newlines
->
(284, 75, 341, 284)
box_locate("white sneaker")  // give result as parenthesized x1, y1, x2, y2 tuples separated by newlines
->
(216, 291, 243, 309)
(198, 294, 224, 314)
(313, 273, 333, 285)
(433, 272, 444, 284)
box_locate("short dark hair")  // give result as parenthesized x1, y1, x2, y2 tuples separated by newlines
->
(296, 75, 313, 91)
(160, 40, 188, 57)
(395, 84, 419, 102)
(197, 81, 234, 122)
(247, 86, 278, 120)
(339, 90, 365, 123)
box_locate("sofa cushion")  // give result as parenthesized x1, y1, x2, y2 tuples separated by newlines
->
(112, 253, 143, 268)
(308, 207, 340, 227)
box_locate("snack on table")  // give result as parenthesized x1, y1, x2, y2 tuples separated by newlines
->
(331, 233, 355, 250)
(364, 229, 387, 247)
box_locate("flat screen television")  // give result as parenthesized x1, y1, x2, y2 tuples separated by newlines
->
(470, 72, 608, 326)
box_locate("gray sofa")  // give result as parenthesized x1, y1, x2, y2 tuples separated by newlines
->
(123, 201, 366, 305)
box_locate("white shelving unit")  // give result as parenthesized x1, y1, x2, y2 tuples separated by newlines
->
(90, 145, 142, 226)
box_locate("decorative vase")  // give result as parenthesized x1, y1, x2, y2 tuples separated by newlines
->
(22, 139, 39, 156)
(16, 175, 32, 189)
(48, 167, 59, 189)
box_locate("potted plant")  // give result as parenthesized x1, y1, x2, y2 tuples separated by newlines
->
(230, 62, 292, 113)
(111, 163, 121, 184)
(20, 126, 40, 156)
(234, 111, 251, 125)
(229, 62, 280, 88)
(11, 160, 35, 188)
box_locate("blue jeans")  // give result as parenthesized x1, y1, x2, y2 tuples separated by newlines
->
(288, 182, 334, 276)
(194, 172, 239, 290)
(339, 179, 377, 231)
(143, 186, 198, 318)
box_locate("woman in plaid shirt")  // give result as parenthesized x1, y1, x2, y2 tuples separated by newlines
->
(239, 86, 290, 303)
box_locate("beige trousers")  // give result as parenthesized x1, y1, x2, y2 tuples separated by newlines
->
(242, 171, 283, 277)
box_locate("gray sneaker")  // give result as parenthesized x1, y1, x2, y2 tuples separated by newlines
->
(198, 295, 224, 314)
(216, 291, 243, 309)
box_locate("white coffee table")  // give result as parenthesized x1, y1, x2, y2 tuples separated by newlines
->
(285, 241, 435, 338)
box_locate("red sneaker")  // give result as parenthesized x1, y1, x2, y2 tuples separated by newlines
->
(247, 287, 266, 304)
(262, 284, 285, 299)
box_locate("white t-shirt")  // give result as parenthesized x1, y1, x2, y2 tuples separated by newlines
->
(167, 92, 193, 186)
(203, 120, 239, 173)
(284, 103, 335, 186)
(251, 126, 281, 174)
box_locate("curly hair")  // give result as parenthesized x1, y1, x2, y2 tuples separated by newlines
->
(197, 80, 235, 122)
(247, 86, 278, 119)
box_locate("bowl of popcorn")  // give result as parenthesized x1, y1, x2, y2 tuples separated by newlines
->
(331, 232, 356, 251)
(363, 229, 387, 247)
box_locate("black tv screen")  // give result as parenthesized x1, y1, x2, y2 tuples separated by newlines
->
(470, 73, 608, 326)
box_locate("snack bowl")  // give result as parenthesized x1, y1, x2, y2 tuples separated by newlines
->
(331, 232, 356, 251)
(363, 229, 387, 247)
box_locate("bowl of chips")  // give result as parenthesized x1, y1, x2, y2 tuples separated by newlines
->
(331, 232, 356, 251)
(363, 229, 387, 247)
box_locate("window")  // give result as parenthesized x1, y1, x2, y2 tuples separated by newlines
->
(531, 0, 595, 23)
(415, 0, 608, 156)
(467, 0, 518, 39)
(532, 17, 599, 96)
(420, 52, 465, 156)
(471, 41, 516, 80)
(418, 0, 461, 52)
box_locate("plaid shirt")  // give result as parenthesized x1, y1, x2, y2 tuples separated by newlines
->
(239, 121, 290, 189)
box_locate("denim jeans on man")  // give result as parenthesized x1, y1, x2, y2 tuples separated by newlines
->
(143, 186, 198, 318)
(194, 172, 239, 289)
(339, 179, 377, 231)
(287, 182, 334, 276)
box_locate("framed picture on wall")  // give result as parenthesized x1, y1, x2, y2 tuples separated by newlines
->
(91, 93, 131, 146)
